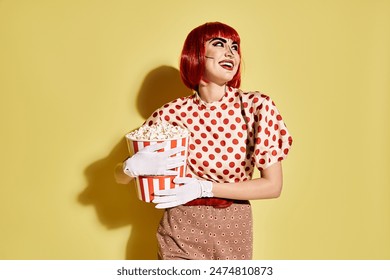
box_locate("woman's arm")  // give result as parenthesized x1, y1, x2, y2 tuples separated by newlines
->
(212, 161, 283, 200)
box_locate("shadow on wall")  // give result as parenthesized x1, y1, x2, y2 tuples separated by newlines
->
(79, 66, 191, 259)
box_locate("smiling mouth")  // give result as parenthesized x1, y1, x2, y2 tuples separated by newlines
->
(219, 60, 234, 70)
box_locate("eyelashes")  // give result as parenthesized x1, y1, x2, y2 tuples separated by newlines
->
(211, 39, 239, 52)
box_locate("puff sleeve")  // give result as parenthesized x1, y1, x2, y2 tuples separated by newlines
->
(253, 95, 293, 171)
(143, 108, 163, 126)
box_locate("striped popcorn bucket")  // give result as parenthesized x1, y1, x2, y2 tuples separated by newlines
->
(125, 135, 189, 203)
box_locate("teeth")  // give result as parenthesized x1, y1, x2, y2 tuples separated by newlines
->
(220, 61, 233, 68)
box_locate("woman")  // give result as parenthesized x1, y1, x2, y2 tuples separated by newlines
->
(115, 22, 293, 260)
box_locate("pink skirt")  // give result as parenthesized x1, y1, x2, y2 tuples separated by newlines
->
(157, 202, 253, 260)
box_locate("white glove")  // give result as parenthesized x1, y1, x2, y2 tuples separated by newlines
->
(123, 142, 186, 177)
(153, 177, 213, 209)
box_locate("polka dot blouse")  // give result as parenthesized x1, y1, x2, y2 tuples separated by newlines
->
(144, 87, 293, 183)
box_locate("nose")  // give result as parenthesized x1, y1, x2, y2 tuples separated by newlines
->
(225, 45, 234, 57)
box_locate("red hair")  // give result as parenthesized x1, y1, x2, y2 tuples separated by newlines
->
(180, 22, 241, 91)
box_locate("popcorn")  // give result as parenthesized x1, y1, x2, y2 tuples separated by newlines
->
(126, 122, 189, 141)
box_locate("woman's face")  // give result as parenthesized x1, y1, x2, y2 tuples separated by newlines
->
(202, 37, 240, 86)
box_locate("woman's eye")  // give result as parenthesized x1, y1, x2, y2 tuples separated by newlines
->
(212, 41, 224, 47)
(231, 45, 239, 51)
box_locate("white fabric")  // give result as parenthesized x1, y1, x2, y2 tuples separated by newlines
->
(123, 142, 186, 177)
(153, 177, 213, 209)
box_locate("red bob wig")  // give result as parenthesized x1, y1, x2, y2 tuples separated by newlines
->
(180, 22, 241, 91)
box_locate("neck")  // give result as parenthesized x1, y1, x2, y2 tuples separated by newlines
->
(198, 81, 226, 103)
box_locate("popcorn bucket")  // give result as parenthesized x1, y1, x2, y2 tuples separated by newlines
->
(125, 135, 189, 203)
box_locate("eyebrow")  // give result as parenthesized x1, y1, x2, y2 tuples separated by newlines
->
(209, 37, 239, 45)
(210, 37, 227, 43)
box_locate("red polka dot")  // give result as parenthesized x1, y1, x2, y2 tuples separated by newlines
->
(190, 159, 197, 165)
(276, 115, 282, 121)
(223, 169, 230, 175)
(228, 110, 234, 116)
(208, 140, 214, 146)
(211, 119, 217, 125)
(235, 154, 241, 159)
(271, 150, 277, 156)
(222, 155, 228, 160)
(221, 140, 226, 146)
(164, 116, 170, 121)
(227, 147, 233, 153)
(230, 124, 236, 130)
(234, 102, 240, 108)
(215, 148, 221, 153)
(204, 112, 210, 118)
(193, 112, 199, 117)
(201, 133, 207, 138)
(188, 119, 193, 124)
(281, 129, 287, 136)
(232, 139, 239, 145)
(196, 152, 202, 158)
(216, 162, 222, 168)
(194, 125, 200, 131)
(210, 169, 216, 173)
(229, 162, 235, 168)
(264, 139, 269, 147)
(218, 126, 224, 132)
(180, 112, 187, 118)
(209, 154, 215, 160)
(190, 144, 196, 150)
(221, 104, 227, 110)
(223, 118, 229, 124)
(195, 139, 201, 145)
(188, 106, 193, 111)
(206, 126, 212, 132)
(268, 120, 273, 127)
(216, 112, 222, 118)
(213, 133, 219, 139)
(225, 133, 231, 138)
(259, 159, 265, 165)
(235, 117, 241, 123)
(202, 146, 208, 152)
(203, 161, 209, 167)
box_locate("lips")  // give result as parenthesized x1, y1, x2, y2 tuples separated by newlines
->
(219, 60, 234, 70)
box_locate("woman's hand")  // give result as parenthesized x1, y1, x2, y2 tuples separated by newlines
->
(123, 142, 186, 177)
(153, 177, 213, 209)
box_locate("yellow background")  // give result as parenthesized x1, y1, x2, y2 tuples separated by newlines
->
(1, 0, 389, 259)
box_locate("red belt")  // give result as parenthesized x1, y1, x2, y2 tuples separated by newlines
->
(184, 198, 249, 208)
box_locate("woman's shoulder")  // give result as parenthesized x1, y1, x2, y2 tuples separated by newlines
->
(163, 94, 194, 108)
(238, 89, 272, 106)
